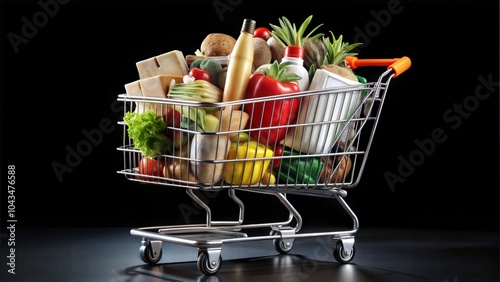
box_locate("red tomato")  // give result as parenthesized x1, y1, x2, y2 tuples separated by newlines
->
(254, 27, 272, 40)
(189, 67, 211, 82)
(163, 108, 182, 132)
(272, 145, 284, 168)
(138, 157, 165, 180)
(163, 108, 187, 148)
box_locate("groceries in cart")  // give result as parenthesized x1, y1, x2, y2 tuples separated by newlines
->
(120, 15, 383, 188)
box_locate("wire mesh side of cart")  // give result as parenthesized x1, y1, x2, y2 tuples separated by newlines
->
(117, 71, 393, 198)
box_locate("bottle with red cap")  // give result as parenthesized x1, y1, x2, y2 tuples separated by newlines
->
(281, 45, 310, 91)
(256, 45, 310, 91)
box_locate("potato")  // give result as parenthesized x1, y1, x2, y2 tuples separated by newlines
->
(163, 145, 189, 181)
(214, 108, 249, 139)
(252, 37, 272, 69)
(173, 159, 195, 182)
(162, 159, 174, 179)
(190, 134, 231, 184)
(201, 33, 236, 56)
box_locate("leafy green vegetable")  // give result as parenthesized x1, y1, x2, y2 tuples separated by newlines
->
(175, 105, 206, 132)
(174, 105, 220, 133)
(199, 59, 223, 85)
(190, 59, 203, 69)
(168, 80, 222, 104)
(123, 110, 173, 158)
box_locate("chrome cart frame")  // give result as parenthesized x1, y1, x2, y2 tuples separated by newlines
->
(117, 56, 411, 275)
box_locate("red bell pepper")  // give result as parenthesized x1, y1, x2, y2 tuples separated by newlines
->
(244, 61, 302, 145)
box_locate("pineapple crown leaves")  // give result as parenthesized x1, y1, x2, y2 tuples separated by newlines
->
(257, 60, 302, 83)
(269, 15, 324, 47)
(322, 31, 363, 66)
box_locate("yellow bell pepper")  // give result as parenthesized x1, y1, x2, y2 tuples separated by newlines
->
(224, 141, 273, 185)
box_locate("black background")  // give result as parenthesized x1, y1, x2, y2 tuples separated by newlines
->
(1, 0, 498, 231)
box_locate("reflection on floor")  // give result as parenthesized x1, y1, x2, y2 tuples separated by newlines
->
(0, 227, 497, 282)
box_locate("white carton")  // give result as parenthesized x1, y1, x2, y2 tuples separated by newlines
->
(283, 69, 364, 154)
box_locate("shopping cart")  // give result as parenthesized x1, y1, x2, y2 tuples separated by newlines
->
(117, 56, 411, 275)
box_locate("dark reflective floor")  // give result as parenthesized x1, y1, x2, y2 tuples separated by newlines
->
(1, 227, 498, 282)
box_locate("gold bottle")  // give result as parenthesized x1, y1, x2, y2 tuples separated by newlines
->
(222, 18, 256, 110)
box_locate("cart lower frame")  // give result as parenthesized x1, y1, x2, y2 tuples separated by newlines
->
(131, 187, 358, 274)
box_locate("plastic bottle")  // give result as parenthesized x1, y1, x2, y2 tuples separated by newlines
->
(281, 46, 310, 91)
(222, 18, 256, 109)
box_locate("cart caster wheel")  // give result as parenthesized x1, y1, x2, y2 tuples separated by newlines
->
(333, 240, 355, 263)
(140, 243, 162, 264)
(197, 251, 222, 275)
(270, 230, 293, 254)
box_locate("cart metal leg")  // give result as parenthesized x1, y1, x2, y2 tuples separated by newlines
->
(130, 187, 360, 274)
(332, 192, 358, 263)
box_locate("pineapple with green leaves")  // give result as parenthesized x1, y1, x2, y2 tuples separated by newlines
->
(269, 15, 324, 49)
(321, 31, 362, 81)
(302, 37, 327, 72)
(268, 15, 324, 63)
(303, 31, 362, 81)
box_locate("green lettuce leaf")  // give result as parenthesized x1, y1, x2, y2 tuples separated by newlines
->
(123, 110, 173, 158)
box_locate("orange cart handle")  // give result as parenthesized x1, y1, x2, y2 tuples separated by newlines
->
(345, 56, 411, 77)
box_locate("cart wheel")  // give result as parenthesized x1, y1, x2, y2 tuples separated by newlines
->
(270, 230, 293, 254)
(197, 251, 222, 275)
(333, 240, 355, 263)
(139, 244, 162, 264)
